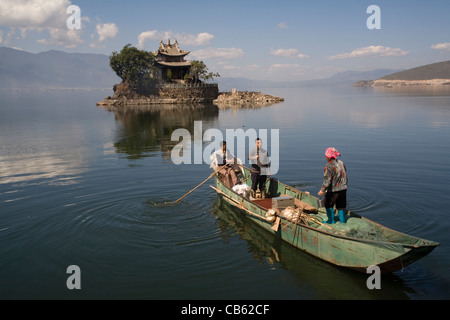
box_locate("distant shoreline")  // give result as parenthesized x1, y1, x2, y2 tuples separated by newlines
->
(353, 79, 450, 87)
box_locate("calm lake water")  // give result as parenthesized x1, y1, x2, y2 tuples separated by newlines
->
(1, 85, 449, 300)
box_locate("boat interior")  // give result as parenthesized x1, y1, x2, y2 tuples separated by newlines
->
(216, 163, 318, 213)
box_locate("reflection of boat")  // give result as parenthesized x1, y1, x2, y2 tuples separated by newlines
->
(211, 196, 411, 299)
(211, 165, 439, 274)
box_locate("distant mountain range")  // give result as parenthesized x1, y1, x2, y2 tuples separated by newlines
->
(2, 47, 447, 91)
(214, 69, 403, 91)
(0, 47, 120, 89)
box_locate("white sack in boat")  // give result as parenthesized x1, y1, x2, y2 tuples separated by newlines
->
(232, 183, 251, 198)
(280, 206, 300, 222)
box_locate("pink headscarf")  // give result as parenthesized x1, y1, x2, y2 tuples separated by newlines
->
(325, 147, 341, 159)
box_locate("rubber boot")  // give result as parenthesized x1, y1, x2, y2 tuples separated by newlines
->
(324, 208, 335, 224)
(338, 210, 346, 223)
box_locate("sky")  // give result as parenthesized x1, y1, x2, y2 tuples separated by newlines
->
(1, 0, 450, 81)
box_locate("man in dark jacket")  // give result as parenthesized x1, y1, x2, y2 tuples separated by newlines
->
(248, 138, 270, 199)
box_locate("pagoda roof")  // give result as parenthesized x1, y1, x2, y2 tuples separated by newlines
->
(155, 61, 192, 67)
(154, 40, 190, 57)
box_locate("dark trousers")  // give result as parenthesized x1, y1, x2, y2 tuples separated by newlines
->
(325, 189, 347, 210)
(251, 172, 267, 191)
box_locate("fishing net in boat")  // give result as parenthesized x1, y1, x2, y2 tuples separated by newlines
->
(276, 205, 389, 242)
(323, 217, 389, 241)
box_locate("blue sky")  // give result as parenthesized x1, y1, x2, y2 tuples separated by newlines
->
(1, 0, 450, 81)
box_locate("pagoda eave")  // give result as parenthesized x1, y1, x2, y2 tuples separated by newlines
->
(156, 61, 192, 67)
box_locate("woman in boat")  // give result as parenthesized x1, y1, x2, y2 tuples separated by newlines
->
(318, 147, 348, 224)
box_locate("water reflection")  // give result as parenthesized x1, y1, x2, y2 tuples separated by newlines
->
(373, 85, 450, 97)
(211, 196, 411, 300)
(99, 104, 219, 160)
(0, 152, 86, 186)
(349, 87, 450, 129)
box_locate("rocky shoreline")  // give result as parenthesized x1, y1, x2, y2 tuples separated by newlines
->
(96, 96, 214, 107)
(96, 82, 284, 108)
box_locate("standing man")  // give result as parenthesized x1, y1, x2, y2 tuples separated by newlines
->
(318, 147, 348, 224)
(211, 141, 236, 169)
(248, 138, 270, 199)
(211, 141, 239, 188)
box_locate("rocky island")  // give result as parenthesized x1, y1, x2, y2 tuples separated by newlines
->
(96, 82, 284, 108)
(213, 89, 284, 108)
(97, 41, 284, 109)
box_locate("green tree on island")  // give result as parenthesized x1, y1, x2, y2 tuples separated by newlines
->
(190, 60, 220, 83)
(109, 44, 157, 95)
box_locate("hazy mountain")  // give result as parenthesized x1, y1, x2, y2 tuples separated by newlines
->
(216, 69, 401, 91)
(327, 69, 403, 82)
(380, 60, 450, 80)
(0, 47, 120, 89)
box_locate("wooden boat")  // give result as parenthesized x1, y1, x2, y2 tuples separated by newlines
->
(210, 164, 439, 274)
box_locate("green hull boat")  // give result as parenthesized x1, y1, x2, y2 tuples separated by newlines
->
(211, 165, 439, 274)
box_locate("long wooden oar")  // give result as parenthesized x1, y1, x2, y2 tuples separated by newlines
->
(163, 166, 223, 206)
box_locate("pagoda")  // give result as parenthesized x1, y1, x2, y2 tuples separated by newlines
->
(153, 39, 191, 82)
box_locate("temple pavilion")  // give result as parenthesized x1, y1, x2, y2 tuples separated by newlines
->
(153, 40, 191, 82)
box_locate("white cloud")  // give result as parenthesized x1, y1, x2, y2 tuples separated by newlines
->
(37, 28, 83, 48)
(0, 0, 71, 29)
(96, 23, 118, 42)
(221, 64, 258, 71)
(328, 45, 409, 60)
(431, 42, 450, 52)
(277, 22, 288, 29)
(185, 32, 214, 45)
(137, 30, 214, 49)
(137, 30, 159, 49)
(90, 22, 118, 48)
(0, 0, 88, 48)
(190, 47, 245, 60)
(269, 63, 301, 71)
(270, 48, 309, 59)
